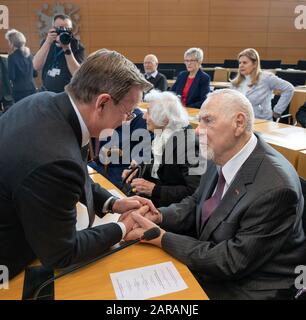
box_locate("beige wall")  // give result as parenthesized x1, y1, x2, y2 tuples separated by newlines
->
(1, 0, 305, 64)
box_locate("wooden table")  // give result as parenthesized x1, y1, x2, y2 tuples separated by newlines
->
(297, 150, 306, 179)
(0, 173, 208, 300)
(254, 122, 306, 168)
(290, 88, 306, 122)
(87, 165, 97, 175)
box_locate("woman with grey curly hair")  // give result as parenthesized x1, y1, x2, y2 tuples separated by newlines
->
(5, 29, 36, 102)
(122, 89, 201, 207)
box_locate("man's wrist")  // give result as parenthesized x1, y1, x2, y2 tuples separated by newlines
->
(102, 196, 119, 213)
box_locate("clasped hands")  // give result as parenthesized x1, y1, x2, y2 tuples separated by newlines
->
(112, 196, 165, 247)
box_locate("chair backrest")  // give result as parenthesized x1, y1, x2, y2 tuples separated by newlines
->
(297, 60, 306, 71)
(223, 59, 239, 68)
(159, 68, 176, 80)
(276, 71, 306, 86)
(203, 69, 215, 81)
(228, 71, 238, 81)
(261, 60, 281, 69)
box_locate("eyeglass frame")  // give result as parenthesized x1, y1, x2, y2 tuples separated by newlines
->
(110, 95, 136, 121)
(184, 59, 198, 64)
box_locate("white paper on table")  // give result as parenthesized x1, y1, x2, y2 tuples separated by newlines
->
(110, 261, 188, 300)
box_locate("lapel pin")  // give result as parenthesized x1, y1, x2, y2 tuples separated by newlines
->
(235, 189, 239, 195)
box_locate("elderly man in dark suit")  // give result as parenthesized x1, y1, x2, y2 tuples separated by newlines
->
(0, 49, 155, 279)
(123, 89, 306, 300)
(143, 54, 168, 92)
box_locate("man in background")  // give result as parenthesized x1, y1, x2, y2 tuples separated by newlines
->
(143, 54, 168, 92)
(33, 14, 85, 93)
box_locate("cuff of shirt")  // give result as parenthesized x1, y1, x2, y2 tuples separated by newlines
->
(116, 222, 126, 238)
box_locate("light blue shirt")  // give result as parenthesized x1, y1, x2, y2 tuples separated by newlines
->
(232, 71, 295, 120)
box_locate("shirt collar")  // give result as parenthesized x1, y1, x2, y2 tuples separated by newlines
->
(146, 70, 158, 78)
(68, 94, 90, 147)
(221, 134, 258, 188)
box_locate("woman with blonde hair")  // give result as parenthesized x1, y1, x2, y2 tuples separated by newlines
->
(5, 29, 36, 102)
(231, 48, 294, 120)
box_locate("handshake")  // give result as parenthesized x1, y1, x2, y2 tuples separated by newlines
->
(112, 196, 165, 247)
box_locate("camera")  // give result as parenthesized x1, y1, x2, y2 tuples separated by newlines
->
(54, 27, 73, 45)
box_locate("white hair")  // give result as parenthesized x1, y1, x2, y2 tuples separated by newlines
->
(184, 47, 204, 64)
(5, 29, 30, 57)
(203, 89, 254, 132)
(144, 90, 189, 130)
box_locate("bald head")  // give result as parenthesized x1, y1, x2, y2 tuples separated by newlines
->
(201, 89, 254, 133)
(144, 54, 159, 74)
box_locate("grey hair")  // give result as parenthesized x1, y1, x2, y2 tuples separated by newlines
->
(184, 47, 204, 64)
(203, 89, 254, 132)
(144, 90, 189, 130)
(5, 29, 30, 57)
(66, 48, 152, 104)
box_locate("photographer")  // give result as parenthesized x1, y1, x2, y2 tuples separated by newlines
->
(33, 14, 85, 93)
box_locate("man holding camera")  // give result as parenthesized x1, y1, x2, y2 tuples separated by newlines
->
(33, 14, 85, 93)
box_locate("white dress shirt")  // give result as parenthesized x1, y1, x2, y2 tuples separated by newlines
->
(145, 70, 158, 79)
(219, 134, 258, 198)
(68, 94, 126, 237)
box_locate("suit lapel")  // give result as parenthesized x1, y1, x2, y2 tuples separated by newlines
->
(200, 138, 266, 240)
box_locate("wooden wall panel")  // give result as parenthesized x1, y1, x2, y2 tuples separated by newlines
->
(150, 16, 208, 32)
(149, 0, 210, 16)
(209, 0, 270, 17)
(0, 0, 305, 65)
(209, 16, 269, 32)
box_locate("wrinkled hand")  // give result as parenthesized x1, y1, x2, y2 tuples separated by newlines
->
(112, 197, 142, 214)
(121, 168, 139, 183)
(124, 213, 165, 247)
(118, 196, 159, 221)
(119, 206, 150, 234)
(131, 178, 155, 196)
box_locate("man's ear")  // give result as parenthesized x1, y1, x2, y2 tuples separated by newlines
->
(234, 112, 247, 136)
(95, 94, 111, 112)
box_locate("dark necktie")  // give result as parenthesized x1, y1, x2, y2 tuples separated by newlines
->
(201, 170, 226, 226)
(81, 144, 95, 227)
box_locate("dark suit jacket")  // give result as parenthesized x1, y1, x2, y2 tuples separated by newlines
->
(146, 72, 168, 92)
(159, 136, 306, 299)
(141, 127, 201, 207)
(171, 69, 210, 108)
(0, 92, 123, 279)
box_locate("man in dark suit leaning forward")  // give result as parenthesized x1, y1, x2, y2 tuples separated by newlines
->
(123, 89, 306, 299)
(0, 49, 155, 279)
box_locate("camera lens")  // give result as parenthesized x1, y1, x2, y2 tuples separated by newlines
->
(59, 32, 72, 45)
